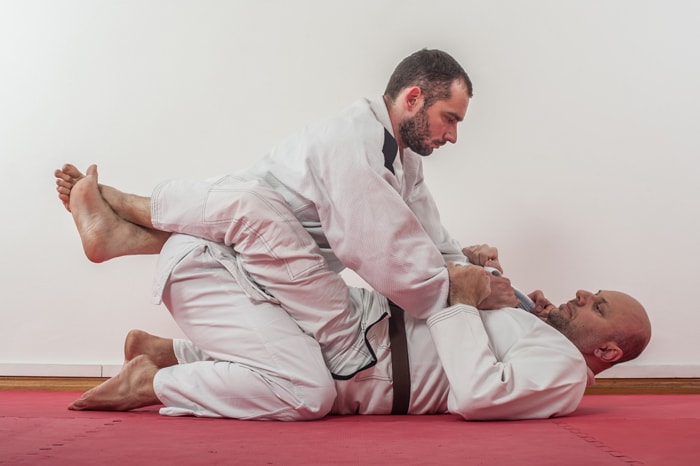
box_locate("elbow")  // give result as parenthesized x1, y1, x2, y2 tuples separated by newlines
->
(448, 381, 585, 421)
(450, 398, 505, 421)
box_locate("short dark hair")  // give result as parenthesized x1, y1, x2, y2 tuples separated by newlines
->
(384, 49, 473, 108)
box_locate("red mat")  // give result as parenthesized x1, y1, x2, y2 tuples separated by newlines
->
(1, 391, 698, 465)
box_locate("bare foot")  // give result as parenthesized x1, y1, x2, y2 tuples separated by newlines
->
(69, 165, 168, 262)
(54, 163, 85, 212)
(124, 330, 178, 368)
(69, 355, 160, 411)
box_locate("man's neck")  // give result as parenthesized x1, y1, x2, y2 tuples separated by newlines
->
(584, 354, 611, 376)
(585, 366, 596, 386)
(382, 95, 405, 153)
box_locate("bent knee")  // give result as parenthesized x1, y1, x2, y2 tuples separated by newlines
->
(233, 182, 294, 223)
(286, 378, 336, 421)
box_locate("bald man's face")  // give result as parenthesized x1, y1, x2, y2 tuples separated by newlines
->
(545, 290, 648, 355)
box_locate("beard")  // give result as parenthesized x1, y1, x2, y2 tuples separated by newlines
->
(398, 106, 434, 156)
(545, 312, 594, 355)
(544, 310, 572, 338)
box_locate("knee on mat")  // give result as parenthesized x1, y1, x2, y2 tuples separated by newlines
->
(290, 379, 337, 421)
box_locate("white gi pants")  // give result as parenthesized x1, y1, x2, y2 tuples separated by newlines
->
(150, 176, 378, 378)
(153, 235, 336, 420)
(150, 178, 381, 419)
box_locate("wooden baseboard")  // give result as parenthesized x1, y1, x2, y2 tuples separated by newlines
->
(2, 376, 700, 394)
(584, 378, 700, 395)
(0, 376, 108, 391)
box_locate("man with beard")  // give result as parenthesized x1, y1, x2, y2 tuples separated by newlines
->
(56, 48, 519, 379)
(57, 48, 483, 316)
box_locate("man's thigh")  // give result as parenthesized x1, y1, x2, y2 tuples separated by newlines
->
(160, 234, 327, 381)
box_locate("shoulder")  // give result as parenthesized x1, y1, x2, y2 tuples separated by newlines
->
(298, 99, 388, 165)
(317, 98, 383, 142)
(480, 308, 583, 358)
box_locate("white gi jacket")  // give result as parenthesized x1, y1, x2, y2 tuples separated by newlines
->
(332, 298, 589, 420)
(156, 97, 463, 319)
(248, 98, 464, 320)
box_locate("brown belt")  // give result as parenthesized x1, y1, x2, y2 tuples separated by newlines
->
(387, 301, 411, 415)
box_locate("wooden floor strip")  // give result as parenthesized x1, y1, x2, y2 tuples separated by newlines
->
(585, 378, 700, 395)
(0, 376, 108, 391)
(2, 376, 700, 394)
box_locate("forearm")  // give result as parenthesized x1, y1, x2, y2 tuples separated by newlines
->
(319, 172, 451, 318)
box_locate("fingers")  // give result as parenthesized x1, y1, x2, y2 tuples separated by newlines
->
(528, 290, 552, 306)
(527, 290, 554, 316)
(462, 244, 497, 264)
(484, 258, 503, 274)
(477, 274, 519, 310)
(462, 244, 503, 273)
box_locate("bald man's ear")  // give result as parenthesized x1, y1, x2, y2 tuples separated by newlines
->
(594, 343, 623, 364)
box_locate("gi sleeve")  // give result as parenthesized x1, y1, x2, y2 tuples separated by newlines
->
(426, 305, 588, 420)
(404, 162, 465, 264)
(307, 135, 451, 319)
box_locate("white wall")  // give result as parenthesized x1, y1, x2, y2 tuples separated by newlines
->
(2, 1, 698, 377)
